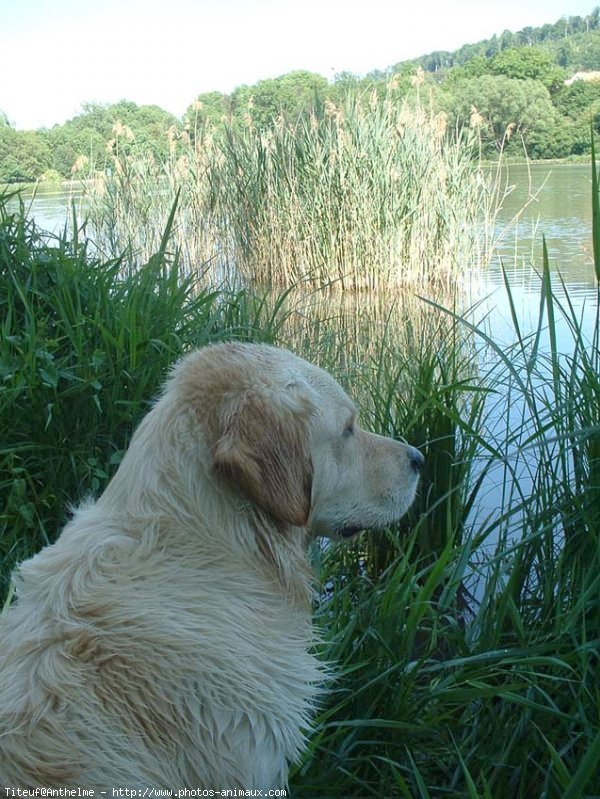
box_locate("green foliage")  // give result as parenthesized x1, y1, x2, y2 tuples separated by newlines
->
(80, 101, 178, 164)
(443, 75, 565, 157)
(0, 101, 181, 183)
(357, 305, 486, 570)
(230, 70, 328, 129)
(184, 91, 232, 132)
(557, 79, 600, 118)
(46, 121, 105, 179)
(415, 8, 600, 72)
(553, 80, 600, 154)
(442, 55, 490, 84)
(0, 127, 51, 183)
(0, 193, 291, 601)
(551, 27, 600, 71)
(488, 46, 566, 92)
(39, 169, 63, 185)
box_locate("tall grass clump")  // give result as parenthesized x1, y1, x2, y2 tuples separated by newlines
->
(277, 288, 487, 577)
(205, 90, 492, 290)
(83, 83, 498, 290)
(83, 124, 224, 280)
(0, 192, 293, 603)
(288, 164, 600, 796)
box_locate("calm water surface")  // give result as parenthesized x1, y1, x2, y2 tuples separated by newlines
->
(481, 163, 596, 343)
(9, 163, 597, 362)
(11, 162, 597, 310)
(464, 163, 598, 552)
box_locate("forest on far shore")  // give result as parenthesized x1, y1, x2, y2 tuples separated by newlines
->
(2, 7, 600, 183)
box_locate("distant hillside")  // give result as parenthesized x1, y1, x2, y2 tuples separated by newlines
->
(383, 7, 600, 75)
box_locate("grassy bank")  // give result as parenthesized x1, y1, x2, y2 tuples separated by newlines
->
(301, 255, 600, 797)
(1, 188, 599, 797)
(0, 192, 294, 601)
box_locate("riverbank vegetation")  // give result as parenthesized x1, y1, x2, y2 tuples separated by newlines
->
(1, 143, 599, 795)
(82, 91, 497, 290)
(2, 8, 600, 183)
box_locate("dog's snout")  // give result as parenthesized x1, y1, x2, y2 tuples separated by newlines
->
(407, 447, 425, 473)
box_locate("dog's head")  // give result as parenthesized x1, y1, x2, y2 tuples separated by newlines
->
(170, 342, 423, 539)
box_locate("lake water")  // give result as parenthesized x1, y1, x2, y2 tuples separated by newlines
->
(8, 162, 597, 329)
(8, 163, 598, 375)
(8, 162, 598, 412)
(470, 162, 596, 343)
(462, 163, 598, 564)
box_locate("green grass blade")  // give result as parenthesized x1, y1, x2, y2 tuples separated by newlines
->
(591, 128, 600, 284)
(562, 728, 600, 799)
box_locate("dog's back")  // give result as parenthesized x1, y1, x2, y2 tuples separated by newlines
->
(0, 497, 319, 789)
(0, 342, 421, 788)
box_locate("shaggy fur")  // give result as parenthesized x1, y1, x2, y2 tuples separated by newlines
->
(0, 342, 423, 790)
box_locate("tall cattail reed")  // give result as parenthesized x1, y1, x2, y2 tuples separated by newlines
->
(83, 85, 499, 290)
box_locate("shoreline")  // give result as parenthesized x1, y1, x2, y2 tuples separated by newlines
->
(2, 155, 591, 195)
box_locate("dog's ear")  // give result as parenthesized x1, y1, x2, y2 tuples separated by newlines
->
(212, 385, 314, 527)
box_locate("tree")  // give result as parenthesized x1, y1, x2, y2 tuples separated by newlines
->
(485, 34, 501, 58)
(518, 26, 535, 46)
(420, 51, 453, 72)
(553, 79, 600, 153)
(499, 30, 516, 50)
(576, 30, 600, 70)
(184, 92, 232, 132)
(442, 56, 490, 88)
(555, 79, 600, 119)
(47, 122, 107, 177)
(0, 127, 51, 182)
(444, 75, 562, 156)
(327, 72, 370, 105)
(489, 47, 566, 92)
(45, 101, 180, 177)
(231, 71, 328, 128)
(555, 40, 574, 69)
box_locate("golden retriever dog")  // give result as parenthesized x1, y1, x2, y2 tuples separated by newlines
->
(0, 342, 423, 790)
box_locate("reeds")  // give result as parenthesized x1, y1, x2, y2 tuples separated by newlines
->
(205, 94, 490, 289)
(293, 170, 600, 797)
(82, 87, 498, 290)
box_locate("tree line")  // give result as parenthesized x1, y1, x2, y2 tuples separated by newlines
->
(1, 8, 600, 184)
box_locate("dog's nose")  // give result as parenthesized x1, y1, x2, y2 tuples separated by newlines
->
(407, 447, 425, 473)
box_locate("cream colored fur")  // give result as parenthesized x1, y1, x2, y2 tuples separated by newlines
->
(0, 342, 422, 790)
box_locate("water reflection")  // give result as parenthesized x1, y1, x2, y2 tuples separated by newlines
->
(491, 162, 594, 285)
(5, 182, 85, 235)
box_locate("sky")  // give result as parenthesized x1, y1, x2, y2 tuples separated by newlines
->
(1, 0, 595, 130)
